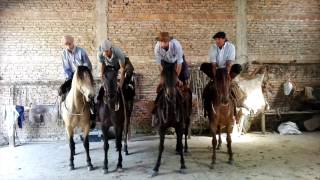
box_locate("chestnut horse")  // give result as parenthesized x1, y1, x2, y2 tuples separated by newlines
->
(203, 68, 235, 169)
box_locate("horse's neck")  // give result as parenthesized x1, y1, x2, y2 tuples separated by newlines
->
(66, 86, 85, 111)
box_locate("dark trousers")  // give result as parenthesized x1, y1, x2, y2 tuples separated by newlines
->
(59, 78, 73, 102)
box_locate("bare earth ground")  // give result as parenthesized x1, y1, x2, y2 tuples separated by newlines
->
(0, 132, 319, 180)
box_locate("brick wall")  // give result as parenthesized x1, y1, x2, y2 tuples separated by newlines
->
(0, 0, 319, 140)
(247, 0, 320, 63)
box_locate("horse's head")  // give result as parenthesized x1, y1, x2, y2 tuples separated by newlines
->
(74, 66, 95, 102)
(161, 62, 177, 98)
(102, 68, 118, 109)
(215, 68, 231, 105)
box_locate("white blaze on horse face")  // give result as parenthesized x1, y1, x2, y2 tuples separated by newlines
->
(79, 73, 95, 102)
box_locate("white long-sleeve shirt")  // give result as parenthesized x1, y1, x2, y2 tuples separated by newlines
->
(209, 41, 235, 68)
(154, 39, 184, 65)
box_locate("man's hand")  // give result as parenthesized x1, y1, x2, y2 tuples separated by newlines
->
(117, 81, 123, 89)
(177, 79, 183, 87)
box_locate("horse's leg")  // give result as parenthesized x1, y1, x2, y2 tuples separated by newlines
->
(176, 126, 186, 174)
(124, 101, 132, 156)
(184, 118, 189, 153)
(226, 124, 234, 165)
(102, 125, 110, 174)
(82, 125, 93, 171)
(210, 124, 217, 169)
(152, 128, 165, 177)
(66, 126, 75, 170)
(216, 125, 222, 150)
(115, 123, 124, 171)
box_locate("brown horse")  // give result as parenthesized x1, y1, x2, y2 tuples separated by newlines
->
(203, 68, 235, 169)
(152, 61, 186, 177)
(61, 66, 95, 171)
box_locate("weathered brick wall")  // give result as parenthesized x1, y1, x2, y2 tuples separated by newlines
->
(0, 0, 98, 140)
(0, 0, 319, 140)
(247, 0, 320, 63)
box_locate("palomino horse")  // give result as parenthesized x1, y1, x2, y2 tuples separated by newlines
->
(203, 68, 235, 169)
(61, 66, 95, 171)
(96, 68, 127, 174)
(152, 61, 186, 177)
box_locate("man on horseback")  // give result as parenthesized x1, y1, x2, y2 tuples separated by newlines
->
(202, 32, 242, 118)
(209, 31, 235, 76)
(97, 40, 136, 110)
(58, 35, 96, 128)
(152, 32, 190, 113)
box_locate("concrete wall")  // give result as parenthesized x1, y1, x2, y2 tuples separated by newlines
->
(0, 0, 319, 140)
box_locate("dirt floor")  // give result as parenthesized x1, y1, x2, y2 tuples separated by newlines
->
(0, 132, 319, 180)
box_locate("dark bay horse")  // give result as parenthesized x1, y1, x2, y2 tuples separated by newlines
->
(152, 62, 186, 177)
(203, 68, 235, 169)
(61, 66, 95, 171)
(96, 68, 127, 174)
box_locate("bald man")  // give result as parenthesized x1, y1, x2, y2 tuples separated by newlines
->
(58, 35, 95, 128)
(58, 35, 92, 100)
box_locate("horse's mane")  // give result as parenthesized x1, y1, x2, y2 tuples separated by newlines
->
(215, 68, 229, 93)
(77, 66, 94, 84)
(161, 62, 177, 88)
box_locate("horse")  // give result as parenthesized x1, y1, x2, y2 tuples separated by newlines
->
(96, 67, 127, 174)
(152, 61, 186, 177)
(203, 68, 235, 169)
(61, 65, 95, 171)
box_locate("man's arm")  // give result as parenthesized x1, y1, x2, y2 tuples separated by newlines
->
(62, 52, 73, 80)
(117, 48, 126, 88)
(226, 60, 232, 74)
(226, 44, 236, 74)
(211, 62, 217, 78)
(154, 42, 163, 73)
(175, 40, 183, 77)
(100, 63, 106, 80)
(97, 50, 106, 80)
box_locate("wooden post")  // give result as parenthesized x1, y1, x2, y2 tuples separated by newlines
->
(261, 112, 266, 134)
(8, 123, 16, 147)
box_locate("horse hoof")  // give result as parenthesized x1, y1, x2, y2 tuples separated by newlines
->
(228, 159, 234, 165)
(125, 151, 129, 156)
(87, 165, 94, 171)
(103, 168, 108, 174)
(210, 163, 215, 169)
(116, 167, 124, 173)
(151, 170, 159, 177)
(179, 168, 187, 174)
(216, 146, 221, 150)
(69, 165, 75, 171)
